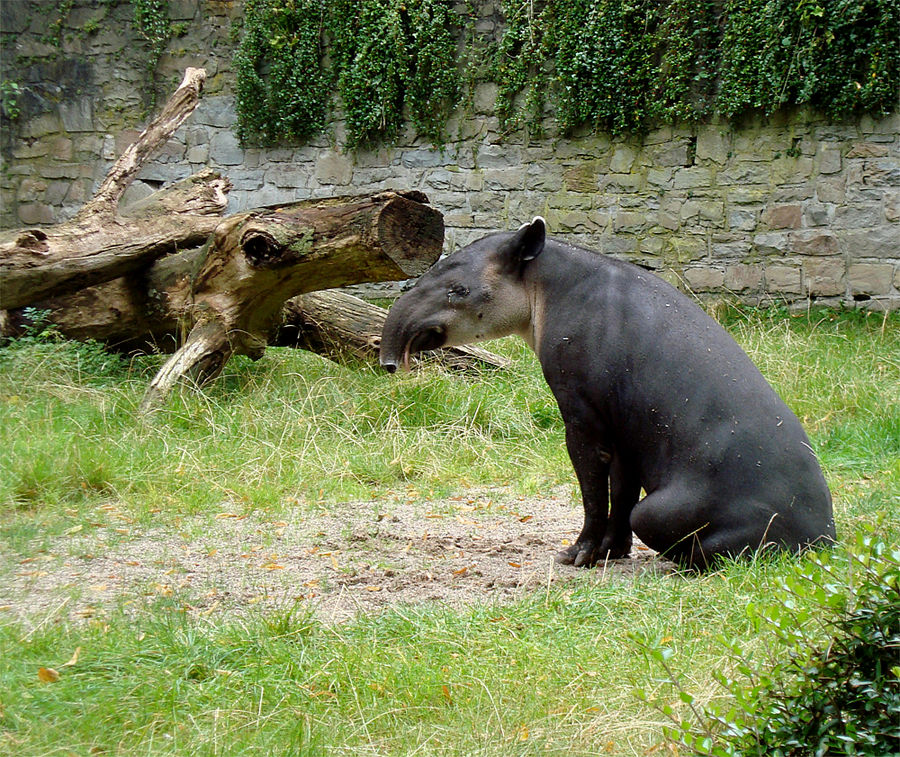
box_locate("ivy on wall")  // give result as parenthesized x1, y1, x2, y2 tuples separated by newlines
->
(233, 0, 332, 146)
(235, 0, 460, 148)
(235, 0, 900, 148)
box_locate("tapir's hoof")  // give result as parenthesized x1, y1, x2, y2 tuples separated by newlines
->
(555, 541, 631, 567)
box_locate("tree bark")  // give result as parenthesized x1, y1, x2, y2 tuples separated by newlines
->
(139, 190, 444, 410)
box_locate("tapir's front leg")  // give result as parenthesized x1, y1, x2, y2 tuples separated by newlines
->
(555, 420, 614, 567)
(599, 453, 637, 559)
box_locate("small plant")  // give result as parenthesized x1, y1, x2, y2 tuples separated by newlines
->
(634, 531, 900, 756)
(1, 80, 22, 121)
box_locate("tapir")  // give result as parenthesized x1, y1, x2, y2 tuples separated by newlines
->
(379, 217, 836, 570)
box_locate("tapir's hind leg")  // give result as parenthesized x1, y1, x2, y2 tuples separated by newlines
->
(630, 486, 819, 570)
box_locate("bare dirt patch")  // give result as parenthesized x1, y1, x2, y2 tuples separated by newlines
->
(1, 489, 674, 626)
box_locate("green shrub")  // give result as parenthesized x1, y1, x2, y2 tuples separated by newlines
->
(635, 531, 900, 756)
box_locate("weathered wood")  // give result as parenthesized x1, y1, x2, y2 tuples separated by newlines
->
(136, 191, 443, 410)
(0, 68, 212, 310)
(276, 290, 510, 371)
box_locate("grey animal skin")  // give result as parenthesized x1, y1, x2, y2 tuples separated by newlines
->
(380, 217, 836, 570)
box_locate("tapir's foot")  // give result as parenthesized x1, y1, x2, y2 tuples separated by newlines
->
(554, 538, 631, 568)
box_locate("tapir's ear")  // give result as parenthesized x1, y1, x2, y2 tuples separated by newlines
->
(504, 216, 546, 267)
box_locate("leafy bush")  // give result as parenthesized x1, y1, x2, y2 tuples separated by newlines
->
(635, 531, 900, 756)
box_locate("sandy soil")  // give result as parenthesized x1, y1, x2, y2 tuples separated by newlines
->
(1, 489, 675, 626)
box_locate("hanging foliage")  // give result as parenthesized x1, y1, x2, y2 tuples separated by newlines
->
(233, 0, 900, 146)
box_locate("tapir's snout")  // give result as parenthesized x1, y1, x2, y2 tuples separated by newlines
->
(381, 359, 398, 374)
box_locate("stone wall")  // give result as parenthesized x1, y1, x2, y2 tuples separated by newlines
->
(2, 1, 898, 309)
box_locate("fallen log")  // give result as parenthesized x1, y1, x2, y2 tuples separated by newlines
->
(276, 290, 510, 371)
(139, 190, 444, 410)
(0, 66, 506, 409)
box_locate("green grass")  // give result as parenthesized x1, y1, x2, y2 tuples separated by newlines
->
(1, 306, 898, 755)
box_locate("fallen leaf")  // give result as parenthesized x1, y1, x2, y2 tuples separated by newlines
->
(38, 667, 60, 683)
(64, 524, 83, 535)
(365, 585, 382, 592)
(62, 647, 81, 667)
(452, 565, 469, 576)
(263, 563, 285, 571)
(508, 562, 522, 568)
(518, 515, 533, 523)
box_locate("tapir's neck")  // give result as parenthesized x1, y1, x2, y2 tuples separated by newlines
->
(518, 241, 596, 353)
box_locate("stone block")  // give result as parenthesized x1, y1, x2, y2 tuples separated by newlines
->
(563, 163, 599, 193)
(673, 166, 712, 189)
(186, 145, 209, 164)
(728, 208, 758, 232)
(696, 127, 730, 165)
(684, 267, 725, 291)
(803, 202, 831, 227)
(267, 166, 308, 188)
(12, 139, 49, 159)
(664, 235, 707, 263)
(763, 204, 802, 229)
(603, 173, 643, 192)
(771, 184, 815, 203)
(753, 232, 791, 254)
(803, 258, 845, 296)
(475, 143, 521, 168)
(18, 203, 56, 225)
(209, 130, 244, 166)
(765, 265, 803, 294)
(59, 98, 94, 132)
(711, 236, 752, 259)
(610, 145, 636, 173)
(725, 264, 763, 291)
(818, 145, 842, 174)
(17, 178, 47, 202)
(43, 180, 71, 206)
(473, 82, 498, 113)
(701, 203, 727, 226)
(719, 163, 769, 185)
(614, 210, 647, 232)
(483, 167, 525, 191)
(525, 163, 562, 192)
(647, 167, 673, 187)
(791, 230, 840, 256)
(315, 151, 353, 185)
(193, 97, 237, 128)
(600, 234, 638, 255)
(654, 140, 690, 167)
(772, 157, 813, 184)
(401, 149, 447, 168)
(22, 113, 61, 139)
(121, 180, 155, 208)
(839, 227, 898, 258)
(846, 142, 889, 159)
(848, 264, 894, 295)
(816, 177, 845, 204)
(833, 205, 882, 229)
(885, 191, 900, 222)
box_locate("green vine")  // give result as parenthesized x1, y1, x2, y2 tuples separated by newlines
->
(132, 0, 179, 110)
(234, 0, 900, 146)
(234, 0, 331, 146)
(495, 0, 899, 136)
(494, 0, 548, 138)
(235, 0, 460, 149)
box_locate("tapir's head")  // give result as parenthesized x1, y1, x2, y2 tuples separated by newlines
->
(379, 217, 547, 372)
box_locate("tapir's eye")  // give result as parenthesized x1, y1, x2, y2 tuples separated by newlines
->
(447, 285, 470, 302)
